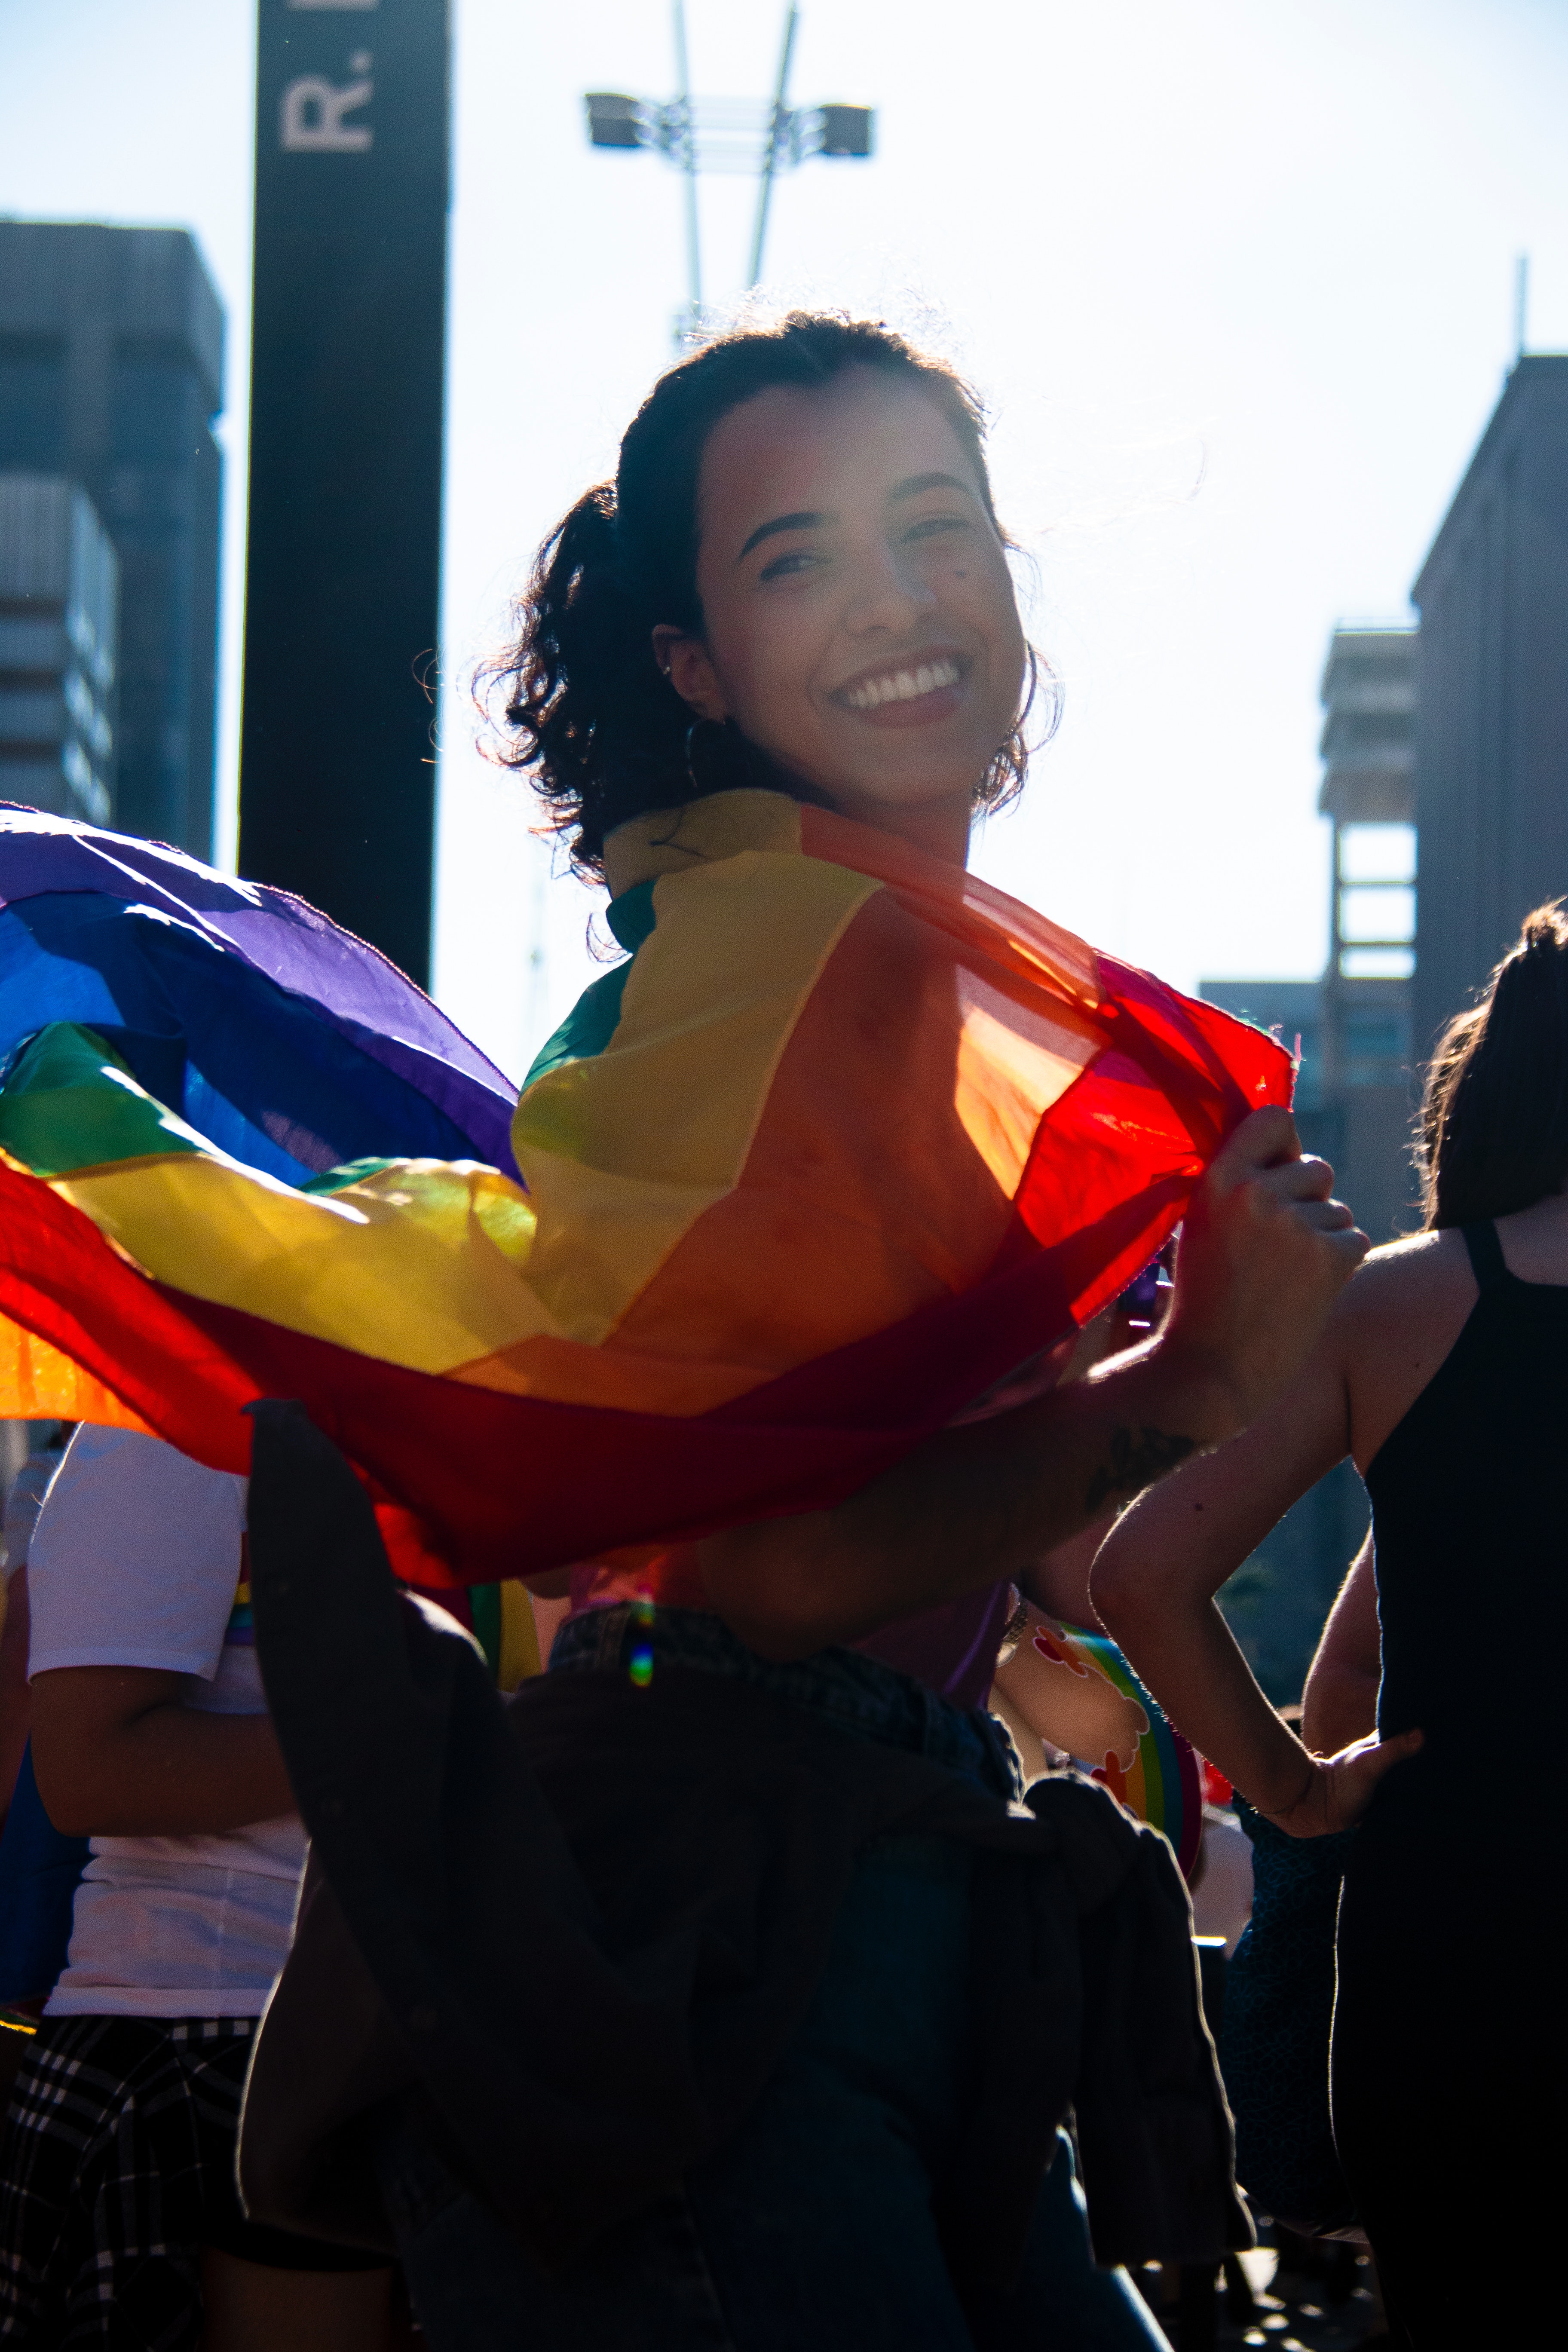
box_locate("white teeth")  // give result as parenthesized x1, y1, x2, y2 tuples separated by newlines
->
(845, 658, 960, 710)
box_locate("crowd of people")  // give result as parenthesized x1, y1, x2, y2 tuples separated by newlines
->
(0, 311, 1557, 2352)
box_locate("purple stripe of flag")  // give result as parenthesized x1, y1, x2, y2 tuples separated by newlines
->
(0, 805, 519, 1167)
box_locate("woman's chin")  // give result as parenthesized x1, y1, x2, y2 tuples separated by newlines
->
(830, 766, 986, 820)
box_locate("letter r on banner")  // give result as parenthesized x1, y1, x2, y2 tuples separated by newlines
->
(281, 76, 374, 151)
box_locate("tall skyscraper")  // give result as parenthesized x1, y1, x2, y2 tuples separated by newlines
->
(0, 223, 224, 857)
(0, 474, 118, 824)
(1413, 355, 1568, 1054)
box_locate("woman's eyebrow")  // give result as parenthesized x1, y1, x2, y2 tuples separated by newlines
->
(888, 471, 974, 504)
(737, 509, 833, 562)
(735, 473, 974, 562)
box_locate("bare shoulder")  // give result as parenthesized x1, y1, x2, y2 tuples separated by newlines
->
(1330, 1228, 1477, 1469)
(1332, 1228, 1471, 1332)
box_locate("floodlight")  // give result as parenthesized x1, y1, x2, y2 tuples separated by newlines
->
(585, 3, 877, 339)
(816, 105, 873, 159)
(585, 93, 644, 151)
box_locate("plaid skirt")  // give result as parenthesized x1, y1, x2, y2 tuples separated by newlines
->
(0, 2015, 380, 2349)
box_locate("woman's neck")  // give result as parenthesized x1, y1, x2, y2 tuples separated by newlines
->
(821, 783, 974, 869)
(729, 731, 975, 868)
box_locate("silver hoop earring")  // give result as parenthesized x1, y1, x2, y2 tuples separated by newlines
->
(684, 717, 728, 795)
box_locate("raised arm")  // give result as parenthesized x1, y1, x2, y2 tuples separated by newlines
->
(699, 1106, 1369, 1657)
(1090, 1322, 1418, 1834)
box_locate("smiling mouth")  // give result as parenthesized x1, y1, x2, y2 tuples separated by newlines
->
(840, 655, 964, 712)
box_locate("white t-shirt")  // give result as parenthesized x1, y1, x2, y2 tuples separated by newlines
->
(27, 1425, 307, 2018)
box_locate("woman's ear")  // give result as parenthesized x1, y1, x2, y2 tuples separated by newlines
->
(651, 625, 729, 724)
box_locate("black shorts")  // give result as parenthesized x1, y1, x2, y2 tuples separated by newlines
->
(0, 2015, 386, 2349)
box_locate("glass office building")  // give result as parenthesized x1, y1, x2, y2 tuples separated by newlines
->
(0, 224, 223, 856)
(0, 473, 118, 826)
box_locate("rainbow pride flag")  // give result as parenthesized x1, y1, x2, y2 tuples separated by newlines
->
(0, 793, 1290, 1589)
(1064, 1625, 1204, 1879)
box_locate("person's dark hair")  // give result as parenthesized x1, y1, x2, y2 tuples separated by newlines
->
(484, 310, 1053, 874)
(1420, 900, 1568, 1227)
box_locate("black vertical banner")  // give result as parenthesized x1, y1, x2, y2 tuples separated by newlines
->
(239, 0, 450, 986)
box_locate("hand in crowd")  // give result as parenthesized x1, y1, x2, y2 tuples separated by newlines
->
(1160, 1105, 1369, 1441)
(1260, 1725, 1425, 1840)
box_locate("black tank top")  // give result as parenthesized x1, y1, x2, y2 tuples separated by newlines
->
(1363, 1220, 1568, 1819)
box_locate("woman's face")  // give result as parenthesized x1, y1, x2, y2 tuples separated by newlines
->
(656, 368, 1028, 861)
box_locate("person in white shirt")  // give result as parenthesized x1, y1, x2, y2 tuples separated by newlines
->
(0, 1427, 409, 2352)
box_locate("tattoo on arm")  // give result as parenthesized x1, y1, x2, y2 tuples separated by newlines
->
(1084, 1427, 1197, 1514)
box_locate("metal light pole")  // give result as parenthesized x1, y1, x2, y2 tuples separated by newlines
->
(747, 4, 802, 291)
(673, 1, 703, 336)
(585, 3, 873, 348)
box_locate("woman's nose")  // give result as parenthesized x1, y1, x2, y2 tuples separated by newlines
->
(842, 541, 938, 636)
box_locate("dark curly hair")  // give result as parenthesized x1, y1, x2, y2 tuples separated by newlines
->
(1420, 900, 1568, 1226)
(483, 310, 1054, 875)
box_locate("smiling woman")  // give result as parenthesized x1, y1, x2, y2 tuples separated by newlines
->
(0, 319, 1362, 2352)
(217, 311, 1367, 2352)
(0, 312, 1363, 2352)
(488, 312, 1051, 874)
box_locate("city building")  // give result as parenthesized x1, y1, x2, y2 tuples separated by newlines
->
(1412, 354, 1568, 1056)
(0, 223, 223, 857)
(1198, 626, 1420, 1699)
(0, 473, 118, 824)
(1203, 626, 1420, 1246)
(1188, 361, 1568, 1704)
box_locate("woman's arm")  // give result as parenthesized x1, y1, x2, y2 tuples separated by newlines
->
(30, 1665, 296, 1838)
(1017, 1518, 1112, 1630)
(1301, 1534, 1381, 1755)
(700, 1106, 1368, 1658)
(1090, 1338, 1418, 1834)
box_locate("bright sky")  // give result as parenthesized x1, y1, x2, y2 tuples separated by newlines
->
(3, 0, 1566, 1083)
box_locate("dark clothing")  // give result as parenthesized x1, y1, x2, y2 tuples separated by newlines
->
(237, 1403, 1247, 2295)
(1365, 1218, 1568, 1773)
(1335, 1219, 1568, 2343)
(1332, 1851, 1554, 2350)
(549, 1593, 1024, 1792)
(377, 1625, 1154, 2346)
(1219, 1804, 1357, 2236)
(0, 2016, 380, 2351)
(0, 1745, 89, 2009)
(372, 1819, 1165, 2348)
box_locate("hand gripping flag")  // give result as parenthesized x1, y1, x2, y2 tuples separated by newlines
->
(0, 793, 1290, 1589)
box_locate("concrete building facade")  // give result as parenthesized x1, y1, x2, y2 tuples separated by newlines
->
(0, 223, 223, 857)
(1196, 366, 1568, 1700)
(0, 474, 118, 825)
(1203, 627, 1421, 1247)
(1413, 355, 1568, 1056)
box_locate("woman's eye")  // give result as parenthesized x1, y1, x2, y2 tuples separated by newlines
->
(903, 514, 968, 543)
(757, 548, 824, 581)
